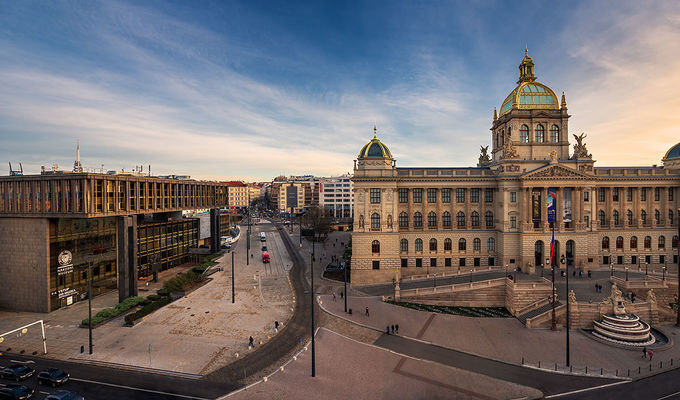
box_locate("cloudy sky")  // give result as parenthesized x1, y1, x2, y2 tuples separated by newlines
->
(1, 1, 679, 180)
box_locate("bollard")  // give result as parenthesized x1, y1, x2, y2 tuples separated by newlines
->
(628, 369, 630, 377)
(639, 366, 641, 374)
(538, 361, 541, 368)
(660, 361, 662, 369)
(649, 364, 652, 371)
(555, 363, 557, 371)
(521, 357, 524, 365)
(616, 369, 618, 376)
(570, 365, 573, 373)
(600, 368, 603, 375)
(80, 346, 84, 354)
(585, 366, 588, 374)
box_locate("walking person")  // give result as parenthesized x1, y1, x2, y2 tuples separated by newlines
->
(340, 291, 343, 299)
(648, 349, 654, 361)
(249, 336, 254, 348)
(587, 270, 592, 279)
(395, 324, 399, 334)
(365, 307, 370, 317)
(333, 293, 337, 301)
(386, 325, 390, 335)
(391, 325, 394, 334)
(642, 346, 647, 359)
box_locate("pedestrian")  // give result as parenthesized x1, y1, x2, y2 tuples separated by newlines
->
(340, 291, 343, 299)
(386, 325, 390, 335)
(333, 293, 337, 301)
(391, 325, 394, 334)
(642, 346, 647, 358)
(648, 349, 654, 361)
(579, 270, 583, 278)
(587, 270, 592, 279)
(275, 321, 279, 330)
(395, 324, 399, 334)
(595, 283, 599, 293)
(249, 336, 254, 348)
(573, 270, 576, 277)
(588, 298, 592, 304)
(365, 307, 369, 317)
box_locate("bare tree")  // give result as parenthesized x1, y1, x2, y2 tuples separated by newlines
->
(300, 206, 333, 241)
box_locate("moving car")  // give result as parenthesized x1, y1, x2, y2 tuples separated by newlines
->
(260, 232, 266, 242)
(0, 365, 34, 381)
(262, 251, 270, 263)
(0, 384, 34, 399)
(37, 368, 69, 387)
(44, 391, 84, 400)
(261, 245, 267, 251)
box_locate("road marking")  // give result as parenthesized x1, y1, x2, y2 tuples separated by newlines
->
(70, 377, 211, 399)
(543, 380, 629, 398)
(39, 391, 50, 395)
(658, 392, 680, 400)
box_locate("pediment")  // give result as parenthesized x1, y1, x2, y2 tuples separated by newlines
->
(522, 164, 591, 180)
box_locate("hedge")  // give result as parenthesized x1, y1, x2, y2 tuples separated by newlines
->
(125, 296, 172, 325)
(162, 270, 204, 293)
(82, 296, 145, 326)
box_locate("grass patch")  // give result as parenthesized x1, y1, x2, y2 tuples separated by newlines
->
(385, 300, 513, 318)
(81, 296, 146, 326)
(162, 270, 205, 293)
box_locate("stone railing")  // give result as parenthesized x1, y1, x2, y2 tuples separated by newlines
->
(610, 276, 668, 290)
(399, 278, 505, 297)
(526, 304, 566, 329)
(403, 265, 502, 282)
(516, 296, 553, 317)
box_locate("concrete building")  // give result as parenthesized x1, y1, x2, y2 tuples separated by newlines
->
(319, 174, 354, 220)
(350, 51, 680, 285)
(277, 182, 306, 215)
(0, 172, 229, 312)
(226, 181, 249, 209)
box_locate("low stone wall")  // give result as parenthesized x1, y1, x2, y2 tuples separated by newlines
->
(505, 278, 553, 316)
(402, 284, 505, 307)
(526, 304, 566, 329)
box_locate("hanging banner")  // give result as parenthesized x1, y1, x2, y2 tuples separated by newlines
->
(547, 188, 557, 223)
(563, 188, 572, 223)
(532, 192, 541, 222)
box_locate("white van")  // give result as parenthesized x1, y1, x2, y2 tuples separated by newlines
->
(260, 232, 266, 242)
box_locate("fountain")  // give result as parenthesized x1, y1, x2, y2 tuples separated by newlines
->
(590, 284, 656, 346)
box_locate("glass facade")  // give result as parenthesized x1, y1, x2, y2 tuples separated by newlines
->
(137, 219, 199, 278)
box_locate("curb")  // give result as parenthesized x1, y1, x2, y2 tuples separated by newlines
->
(65, 358, 204, 379)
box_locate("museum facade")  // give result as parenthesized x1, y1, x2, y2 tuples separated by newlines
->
(351, 52, 680, 285)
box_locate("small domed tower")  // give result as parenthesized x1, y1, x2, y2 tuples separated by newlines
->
(354, 124, 396, 177)
(663, 142, 680, 171)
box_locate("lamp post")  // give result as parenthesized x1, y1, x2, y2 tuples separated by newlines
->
(562, 254, 569, 367)
(625, 266, 629, 281)
(87, 261, 93, 355)
(645, 261, 648, 276)
(645, 262, 648, 277)
(231, 250, 235, 303)
(505, 263, 508, 278)
(663, 266, 666, 282)
(343, 263, 347, 313)
(311, 238, 316, 377)
(676, 208, 680, 327)
(610, 262, 613, 277)
(549, 257, 556, 331)
(470, 269, 473, 283)
(541, 264, 544, 278)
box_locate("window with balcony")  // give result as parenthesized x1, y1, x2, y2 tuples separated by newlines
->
(471, 211, 480, 227)
(428, 212, 437, 227)
(400, 239, 408, 252)
(485, 211, 494, 227)
(655, 209, 661, 225)
(641, 210, 647, 224)
(371, 213, 381, 230)
(613, 210, 620, 225)
(399, 212, 408, 228)
(627, 210, 633, 225)
(456, 211, 466, 228)
(599, 210, 606, 226)
(442, 212, 451, 227)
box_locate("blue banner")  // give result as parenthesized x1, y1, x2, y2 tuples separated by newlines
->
(547, 188, 557, 223)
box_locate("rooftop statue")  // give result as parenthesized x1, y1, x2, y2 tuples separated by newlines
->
(477, 145, 491, 167)
(572, 132, 592, 159)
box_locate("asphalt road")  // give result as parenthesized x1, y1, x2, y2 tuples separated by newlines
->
(0, 353, 235, 400)
(554, 368, 680, 399)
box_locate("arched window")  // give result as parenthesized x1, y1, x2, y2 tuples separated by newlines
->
(670, 210, 675, 225)
(520, 124, 529, 143)
(400, 238, 408, 252)
(627, 210, 633, 225)
(602, 236, 609, 249)
(444, 238, 452, 251)
(473, 238, 481, 251)
(371, 213, 380, 230)
(655, 210, 661, 225)
(442, 211, 451, 227)
(487, 237, 495, 251)
(599, 210, 606, 226)
(673, 235, 679, 249)
(644, 236, 651, 249)
(399, 212, 408, 228)
(535, 124, 545, 142)
(456, 211, 466, 228)
(659, 236, 665, 249)
(429, 238, 437, 252)
(414, 212, 422, 228)
(458, 238, 466, 251)
(550, 124, 559, 143)
(613, 210, 619, 225)
(641, 210, 647, 224)
(485, 211, 493, 227)
(471, 211, 480, 227)
(630, 236, 638, 249)
(428, 211, 437, 227)
(415, 238, 423, 252)
(372, 240, 380, 253)
(616, 236, 623, 249)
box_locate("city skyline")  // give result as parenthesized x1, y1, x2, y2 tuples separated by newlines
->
(1, 1, 679, 181)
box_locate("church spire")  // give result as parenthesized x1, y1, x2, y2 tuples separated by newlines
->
(73, 139, 83, 173)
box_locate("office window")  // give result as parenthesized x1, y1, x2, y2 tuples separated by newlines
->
(456, 188, 466, 203)
(413, 188, 422, 203)
(441, 188, 451, 203)
(510, 192, 517, 203)
(398, 188, 408, 203)
(413, 212, 423, 228)
(415, 239, 423, 252)
(427, 188, 437, 203)
(470, 188, 480, 203)
(510, 216, 516, 228)
(484, 188, 493, 203)
(370, 188, 381, 204)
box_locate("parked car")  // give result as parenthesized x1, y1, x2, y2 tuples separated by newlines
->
(0, 384, 34, 399)
(37, 368, 69, 387)
(44, 391, 84, 400)
(0, 365, 34, 381)
(220, 244, 231, 250)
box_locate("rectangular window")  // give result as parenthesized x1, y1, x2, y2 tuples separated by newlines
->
(427, 188, 437, 203)
(641, 188, 647, 201)
(617, 256, 623, 265)
(488, 257, 495, 267)
(474, 257, 480, 267)
(612, 188, 619, 202)
(372, 260, 380, 270)
(510, 216, 517, 228)
(398, 188, 408, 203)
(445, 258, 452, 267)
(430, 258, 437, 267)
(627, 188, 633, 202)
(598, 188, 605, 202)
(660, 255, 665, 264)
(645, 255, 651, 264)
(459, 258, 466, 267)
(415, 258, 422, 268)
(510, 192, 517, 203)
(632, 256, 637, 265)
(669, 188, 674, 201)
(470, 188, 480, 203)
(585, 215, 589, 228)
(603, 256, 610, 265)
(584, 191, 589, 202)
(456, 188, 466, 203)
(484, 188, 493, 203)
(370, 188, 381, 204)
(413, 188, 422, 203)
(441, 188, 451, 203)
(654, 187, 660, 201)
(401, 258, 408, 268)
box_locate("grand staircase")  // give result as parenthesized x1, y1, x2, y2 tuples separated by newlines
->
(517, 300, 562, 326)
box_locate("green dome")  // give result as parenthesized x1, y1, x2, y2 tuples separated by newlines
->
(358, 126, 392, 159)
(663, 142, 680, 161)
(499, 50, 560, 117)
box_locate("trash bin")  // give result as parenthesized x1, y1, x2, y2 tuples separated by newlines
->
(348, 308, 352, 315)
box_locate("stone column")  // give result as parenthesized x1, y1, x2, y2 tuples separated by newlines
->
(117, 215, 138, 302)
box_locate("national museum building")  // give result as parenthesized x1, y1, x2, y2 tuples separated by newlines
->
(0, 172, 231, 312)
(351, 52, 680, 285)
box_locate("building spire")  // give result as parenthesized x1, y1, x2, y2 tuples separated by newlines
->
(493, 107, 497, 121)
(518, 48, 536, 84)
(73, 139, 83, 173)
(561, 91, 567, 108)
(373, 122, 377, 139)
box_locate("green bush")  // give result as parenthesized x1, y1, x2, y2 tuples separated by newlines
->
(81, 296, 145, 326)
(125, 297, 172, 325)
(157, 288, 170, 297)
(162, 270, 203, 293)
(147, 294, 161, 301)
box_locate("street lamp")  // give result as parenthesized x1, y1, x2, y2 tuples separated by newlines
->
(562, 254, 569, 367)
(470, 269, 473, 283)
(625, 266, 629, 281)
(343, 263, 348, 313)
(646, 261, 648, 276)
(311, 239, 316, 377)
(548, 257, 556, 331)
(645, 262, 649, 277)
(676, 208, 680, 327)
(610, 262, 613, 277)
(540, 264, 544, 278)
(663, 266, 667, 282)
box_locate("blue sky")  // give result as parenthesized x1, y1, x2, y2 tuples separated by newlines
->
(1, 1, 679, 180)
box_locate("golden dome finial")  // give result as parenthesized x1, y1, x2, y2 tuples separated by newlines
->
(525, 45, 528, 56)
(373, 122, 377, 139)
